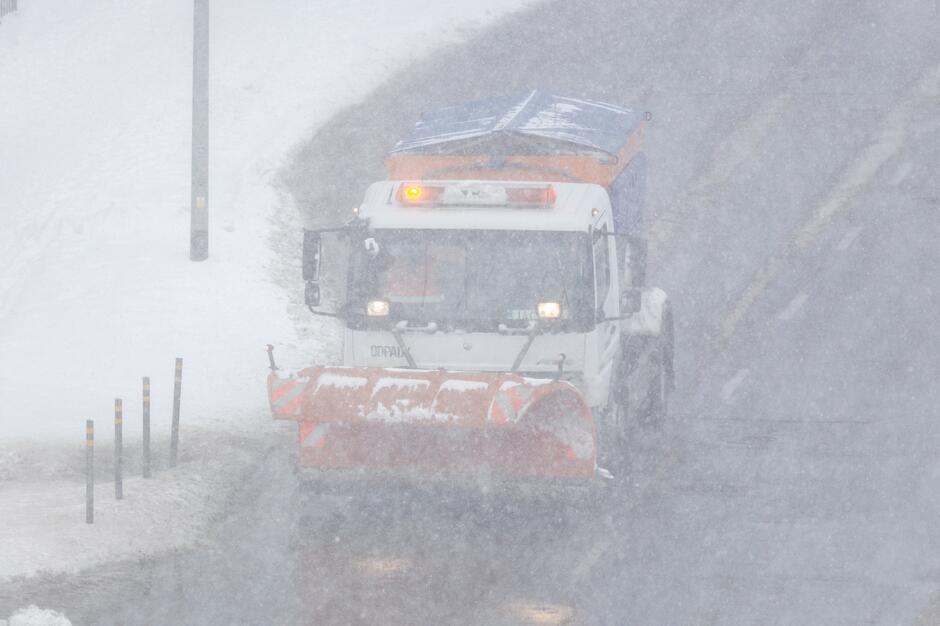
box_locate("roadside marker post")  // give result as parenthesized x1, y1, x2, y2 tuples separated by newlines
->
(189, 0, 210, 261)
(170, 358, 183, 468)
(85, 420, 94, 524)
(114, 398, 123, 500)
(143, 377, 151, 478)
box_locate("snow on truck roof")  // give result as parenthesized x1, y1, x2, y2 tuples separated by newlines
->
(390, 90, 642, 156)
(358, 180, 612, 232)
(385, 91, 646, 188)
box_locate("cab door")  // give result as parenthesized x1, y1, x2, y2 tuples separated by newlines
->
(593, 218, 620, 406)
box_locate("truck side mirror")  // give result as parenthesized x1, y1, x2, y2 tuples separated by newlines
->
(302, 229, 322, 282)
(621, 288, 642, 315)
(305, 281, 321, 307)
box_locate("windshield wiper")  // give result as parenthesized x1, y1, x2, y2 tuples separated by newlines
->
(390, 321, 418, 369)
(511, 321, 542, 373)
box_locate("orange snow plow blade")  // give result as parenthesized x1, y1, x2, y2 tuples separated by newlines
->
(268, 367, 596, 479)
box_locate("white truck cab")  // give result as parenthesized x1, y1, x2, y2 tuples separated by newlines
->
(303, 179, 674, 451)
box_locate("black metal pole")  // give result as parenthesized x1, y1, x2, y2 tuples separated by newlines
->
(86, 420, 94, 524)
(189, 0, 209, 261)
(114, 399, 123, 500)
(143, 376, 151, 478)
(170, 358, 183, 467)
(266, 344, 278, 371)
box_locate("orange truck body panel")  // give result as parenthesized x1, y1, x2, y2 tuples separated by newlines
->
(385, 120, 645, 189)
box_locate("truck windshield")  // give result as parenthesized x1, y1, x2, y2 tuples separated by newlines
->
(348, 229, 593, 331)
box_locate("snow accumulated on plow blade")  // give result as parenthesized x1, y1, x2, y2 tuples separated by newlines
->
(267, 367, 596, 479)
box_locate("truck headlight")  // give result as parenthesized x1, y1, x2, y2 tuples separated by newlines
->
(366, 299, 390, 316)
(537, 301, 561, 320)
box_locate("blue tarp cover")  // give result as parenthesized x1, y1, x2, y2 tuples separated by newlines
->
(390, 91, 641, 156)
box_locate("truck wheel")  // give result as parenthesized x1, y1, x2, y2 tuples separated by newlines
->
(595, 391, 630, 481)
(663, 305, 676, 393)
(644, 350, 668, 425)
(643, 312, 674, 426)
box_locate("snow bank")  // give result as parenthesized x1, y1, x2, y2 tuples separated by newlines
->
(0, 429, 264, 583)
(6, 605, 72, 626)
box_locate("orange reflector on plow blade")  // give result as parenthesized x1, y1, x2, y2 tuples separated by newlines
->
(267, 367, 596, 479)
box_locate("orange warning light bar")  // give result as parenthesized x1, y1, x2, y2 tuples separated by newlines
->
(396, 182, 555, 209)
(506, 185, 556, 208)
(397, 183, 443, 204)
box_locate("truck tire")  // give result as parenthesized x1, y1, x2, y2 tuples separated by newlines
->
(642, 307, 674, 426)
(598, 401, 628, 475)
(644, 349, 668, 425)
(664, 304, 676, 393)
(595, 351, 633, 479)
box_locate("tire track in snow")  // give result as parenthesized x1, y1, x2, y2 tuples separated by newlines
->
(719, 62, 940, 341)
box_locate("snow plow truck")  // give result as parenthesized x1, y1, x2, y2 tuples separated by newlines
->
(268, 91, 675, 497)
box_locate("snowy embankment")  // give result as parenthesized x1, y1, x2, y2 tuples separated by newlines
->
(5, 605, 71, 626)
(1, 429, 260, 582)
(0, 0, 534, 592)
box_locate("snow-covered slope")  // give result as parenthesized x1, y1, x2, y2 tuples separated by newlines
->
(0, 0, 533, 444)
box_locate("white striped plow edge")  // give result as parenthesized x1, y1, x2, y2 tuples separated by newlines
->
(487, 382, 535, 424)
(301, 422, 330, 448)
(268, 373, 309, 420)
